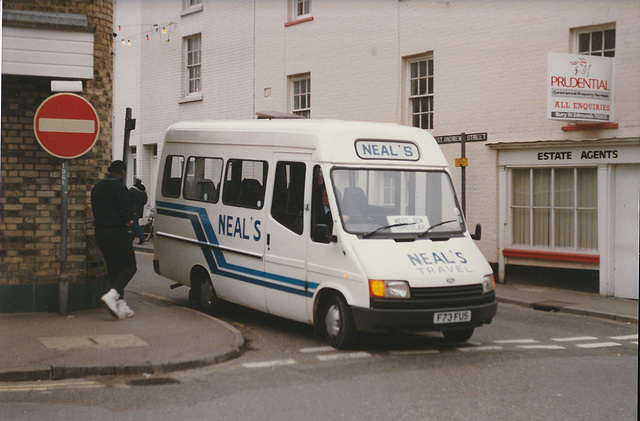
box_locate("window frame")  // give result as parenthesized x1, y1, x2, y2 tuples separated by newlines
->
(510, 167, 598, 251)
(407, 54, 434, 130)
(271, 161, 306, 235)
(182, 0, 203, 15)
(130, 146, 138, 180)
(161, 155, 185, 198)
(291, 74, 311, 118)
(573, 24, 616, 57)
(222, 158, 268, 210)
(184, 34, 202, 99)
(292, 0, 311, 19)
(183, 156, 224, 204)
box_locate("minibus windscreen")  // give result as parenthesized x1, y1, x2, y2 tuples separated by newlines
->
(331, 168, 464, 237)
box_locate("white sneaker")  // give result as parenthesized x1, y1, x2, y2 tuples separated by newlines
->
(101, 289, 121, 318)
(116, 299, 135, 319)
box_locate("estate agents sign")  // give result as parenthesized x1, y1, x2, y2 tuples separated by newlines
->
(547, 52, 615, 122)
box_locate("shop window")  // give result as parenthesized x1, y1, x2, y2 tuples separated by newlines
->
(511, 167, 597, 250)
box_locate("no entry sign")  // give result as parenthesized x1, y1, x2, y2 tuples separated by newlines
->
(33, 93, 100, 159)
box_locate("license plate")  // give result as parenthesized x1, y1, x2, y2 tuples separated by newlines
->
(434, 310, 471, 324)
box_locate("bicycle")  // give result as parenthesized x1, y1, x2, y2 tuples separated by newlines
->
(141, 208, 155, 242)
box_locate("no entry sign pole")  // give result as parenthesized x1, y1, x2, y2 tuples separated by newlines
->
(34, 93, 100, 315)
(59, 160, 69, 314)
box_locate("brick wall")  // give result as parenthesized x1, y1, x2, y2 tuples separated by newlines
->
(0, 0, 114, 312)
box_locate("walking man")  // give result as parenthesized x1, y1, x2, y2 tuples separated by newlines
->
(91, 160, 137, 319)
(129, 178, 148, 244)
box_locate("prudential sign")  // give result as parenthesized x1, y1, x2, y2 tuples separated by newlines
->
(547, 52, 615, 122)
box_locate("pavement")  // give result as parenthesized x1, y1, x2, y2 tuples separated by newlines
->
(0, 240, 637, 382)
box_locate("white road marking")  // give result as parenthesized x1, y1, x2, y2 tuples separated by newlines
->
(575, 342, 622, 349)
(456, 346, 503, 352)
(609, 334, 638, 341)
(517, 345, 565, 350)
(242, 359, 297, 369)
(388, 349, 440, 356)
(551, 336, 598, 342)
(316, 352, 371, 361)
(494, 339, 539, 344)
(300, 346, 335, 353)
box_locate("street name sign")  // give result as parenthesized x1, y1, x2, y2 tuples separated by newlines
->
(34, 93, 99, 159)
(435, 132, 487, 144)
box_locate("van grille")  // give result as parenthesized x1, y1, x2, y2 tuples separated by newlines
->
(371, 284, 494, 310)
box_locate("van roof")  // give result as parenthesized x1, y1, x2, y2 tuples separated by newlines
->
(164, 119, 449, 167)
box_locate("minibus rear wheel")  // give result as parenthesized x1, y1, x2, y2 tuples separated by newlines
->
(442, 328, 474, 343)
(195, 272, 221, 315)
(323, 293, 356, 349)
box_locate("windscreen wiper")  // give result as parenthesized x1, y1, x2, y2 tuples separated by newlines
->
(363, 222, 416, 238)
(418, 220, 458, 238)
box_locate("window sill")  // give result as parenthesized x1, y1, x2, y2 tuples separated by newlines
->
(562, 122, 618, 131)
(503, 248, 599, 264)
(285, 16, 314, 27)
(179, 93, 203, 104)
(181, 4, 203, 17)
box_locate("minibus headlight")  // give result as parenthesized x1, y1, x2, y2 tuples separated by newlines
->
(369, 280, 411, 299)
(482, 274, 496, 294)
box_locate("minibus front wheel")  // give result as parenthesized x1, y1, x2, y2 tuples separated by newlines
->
(322, 293, 356, 350)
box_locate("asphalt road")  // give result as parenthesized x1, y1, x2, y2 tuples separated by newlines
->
(0, 252, 637, 420)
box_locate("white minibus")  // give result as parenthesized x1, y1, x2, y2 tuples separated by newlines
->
(153, 120, 497, 349)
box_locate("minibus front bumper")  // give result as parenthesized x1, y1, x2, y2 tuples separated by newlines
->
(351, 302, 497, 333)
(350, 292, 497, 333)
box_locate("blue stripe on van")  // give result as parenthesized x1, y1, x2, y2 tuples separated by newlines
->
(156, 201, 318, 298)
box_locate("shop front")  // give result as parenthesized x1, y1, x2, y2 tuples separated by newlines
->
(490, 138, 639, 299)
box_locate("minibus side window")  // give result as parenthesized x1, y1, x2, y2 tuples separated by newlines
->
(271, 161, 305, 234)
(183, 156, 223, 203)
(161, 155, 185, 198)
(311, 166, 334, 243)
(222, 159, 268, 209)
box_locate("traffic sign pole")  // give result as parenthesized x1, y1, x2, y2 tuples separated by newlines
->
(59, 160, 69, 315)
(435, 132, 488, 219)
(33, 93, 99, 315)
(461, 133, 466, 217)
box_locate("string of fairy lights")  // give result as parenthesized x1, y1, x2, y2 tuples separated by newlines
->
(113, 22, 176, 46)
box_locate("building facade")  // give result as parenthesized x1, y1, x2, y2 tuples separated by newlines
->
(1, 0, 115, 312)
(114, 0, 639, 299)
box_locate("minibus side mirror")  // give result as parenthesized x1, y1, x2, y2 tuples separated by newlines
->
(313, 224, 337, 244)
(470, 223, 482, 241)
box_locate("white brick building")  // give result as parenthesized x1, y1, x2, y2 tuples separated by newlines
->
(114, 0, 639, 299)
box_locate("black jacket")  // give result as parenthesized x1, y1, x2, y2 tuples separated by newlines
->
(129, 183, 148, 218)
(91, 175, 134, 228)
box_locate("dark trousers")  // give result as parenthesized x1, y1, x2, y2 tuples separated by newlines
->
(95, 226, 137, 298)
(131, 217, 144, 241)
